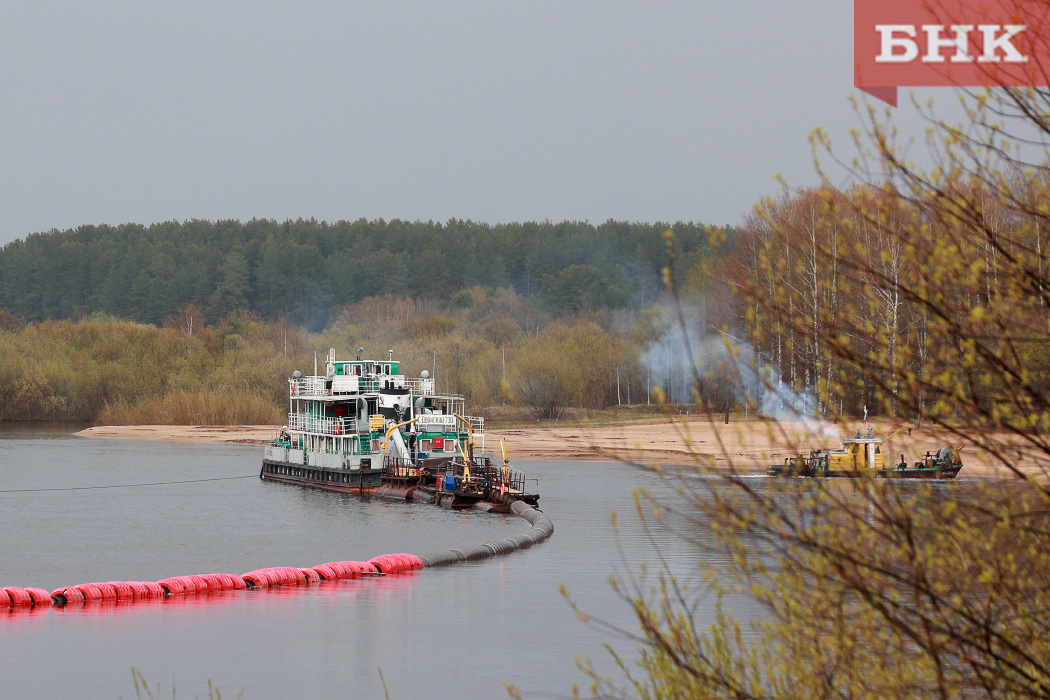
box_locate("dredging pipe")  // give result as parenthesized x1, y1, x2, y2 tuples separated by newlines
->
(0, 501, 553, 610)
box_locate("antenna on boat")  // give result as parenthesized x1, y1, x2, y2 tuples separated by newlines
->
(389, 349, 393, 361)
(314, 352, 317, 376)
(357, 347, 364, 360)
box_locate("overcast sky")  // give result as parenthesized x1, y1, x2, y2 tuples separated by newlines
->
(0, 2, 918, 245)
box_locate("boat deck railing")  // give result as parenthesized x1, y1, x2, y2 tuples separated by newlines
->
(439, 458, 529, 494)
(289, 376, 382, 396)
(384, 458, 421, 479)
(289, 374, 477, 402)
(287, 414, 365, 436)
(404, 377, 435, 394)
(290, 377, 326, 397)
(404, 377, 467, 401)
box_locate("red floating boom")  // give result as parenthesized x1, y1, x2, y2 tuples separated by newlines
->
(7, 500, 554, 613)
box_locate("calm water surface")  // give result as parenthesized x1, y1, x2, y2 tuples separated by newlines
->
(0, 426, 720, 699)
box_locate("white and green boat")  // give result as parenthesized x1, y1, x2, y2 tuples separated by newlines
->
(260, 348, 539, 511)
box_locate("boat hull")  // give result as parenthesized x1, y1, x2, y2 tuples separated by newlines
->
(260, 459, 383, 494)
(260, 459, 540, 508)
(768, 464, 962, 479)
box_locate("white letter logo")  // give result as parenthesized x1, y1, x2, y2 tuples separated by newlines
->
(876, 25, 919, 63)
(922, 25, 974, 63)
(978, 25, 1028, 63)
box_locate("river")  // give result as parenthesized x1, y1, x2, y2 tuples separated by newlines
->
(0, 425, 725, 699)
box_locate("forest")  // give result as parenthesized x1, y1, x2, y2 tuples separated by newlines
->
(0, 218, 744, 424)
(0, 218, 720, 330)
(8, 157, 1050, 428)
(5, 170, 1049, 427)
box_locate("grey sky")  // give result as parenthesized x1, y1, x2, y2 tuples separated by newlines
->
(2, 2, 874, 245)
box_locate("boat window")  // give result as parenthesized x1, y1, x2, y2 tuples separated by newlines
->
(353, 365, 361, 376)
(445, 439, 458, 453)
(420, 439, 432, 452)
(383, 364, 390, 374)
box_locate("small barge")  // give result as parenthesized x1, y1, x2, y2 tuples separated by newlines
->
(261, 349, 539, 511)
(768, 426, 963, 479)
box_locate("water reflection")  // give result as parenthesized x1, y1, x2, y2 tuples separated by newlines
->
(0, 431, 721, 699)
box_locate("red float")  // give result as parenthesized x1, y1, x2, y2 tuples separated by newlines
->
(126, 582, 151, 598)
(240, 571, 264, 587)
(182, 575, 206, 592)
(187, 575, 210, 592)
(51, 587, 85, 605)
(94, 583, 118, 602)
(25, 588, 53, 606)
(206, 573, 233, 590)
(141, 582, 167, 597)
(157, 578, 185, 595)
(242, 570, 275, 587)
(275, 567, 301, 584)
(4, 587, 32, 606)
(368, 555, 396, 574)
(311, 564, 336, 580)
(324, 562, 349, 579)
(73, 584, 103, 601)
(107, 582, 135, 601)
(259, 569, 281, 585)
(210, 574, 235, 590)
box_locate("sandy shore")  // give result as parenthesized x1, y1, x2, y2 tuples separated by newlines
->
(76, 419, 1049, 479)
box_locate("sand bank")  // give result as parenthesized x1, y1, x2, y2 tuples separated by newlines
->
(76, 419, 1048, 479)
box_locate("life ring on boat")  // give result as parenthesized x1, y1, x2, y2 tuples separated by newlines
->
(290, 384, 295, 395)
(335, 422, 343, 435)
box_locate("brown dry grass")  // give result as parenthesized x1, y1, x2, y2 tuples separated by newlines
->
(98, 389, 283, 426)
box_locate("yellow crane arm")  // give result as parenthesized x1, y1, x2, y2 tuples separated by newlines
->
(453, 413, 474, 478)
(381, 417, 419, 450)
(452, 413, 475, 449)
(884, 424, 909, 443)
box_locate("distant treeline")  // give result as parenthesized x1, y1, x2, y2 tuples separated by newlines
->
(0, 294, 712, 424)
(0, 218, 728, 329)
